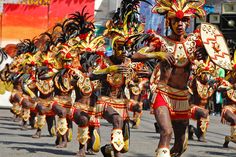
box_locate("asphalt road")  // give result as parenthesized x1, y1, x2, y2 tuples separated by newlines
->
(0, 109, 236, 157)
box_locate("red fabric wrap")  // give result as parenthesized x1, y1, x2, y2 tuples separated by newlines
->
(153, 92, 168, 109)
(152, 92, 190, 120)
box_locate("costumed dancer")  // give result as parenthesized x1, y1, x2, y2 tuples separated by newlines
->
(8, 42, 33, 122)
(188, 54, 216, 142)
(0, 48, 12, 95)
(32, 50, 58, 138)
(63, 13, 103, 155)
(8, 54, 25, 122)
(96, 0, 151, 155)
(63, 10, 126, 156)
(20, 49, 41, 130)
(188, 23, 232, 145)
(218, 52, 236, 148)
(131, 0, 208, 156)
(52, 44, 75, 148)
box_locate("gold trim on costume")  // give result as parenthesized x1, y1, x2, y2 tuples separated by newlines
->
(54, 74, 73, 93)
(107, 73, 124, 88)
(77, 126, 90, 145)
(196, 80, 214, 100)
(111, 129, 124, 152)
(154, 82, 190, 112)
(97, 96, 129, 120)
(227, 89, 236, 102)
(57, 118, 68, 135)
(36, 79, 54, 95)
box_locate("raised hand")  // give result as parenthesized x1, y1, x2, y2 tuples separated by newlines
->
(161, 52, 175, 65)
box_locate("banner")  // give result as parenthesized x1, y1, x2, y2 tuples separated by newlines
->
(140, 0, 165, 35)
(2, 4, 48, 44)
(49, 0, 95, 27)
(1, 0, 95, 47)
(20, 0, 50, 5)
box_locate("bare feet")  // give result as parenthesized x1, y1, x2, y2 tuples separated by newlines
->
(21, 124, 28, 131)
(56, 141, 67, 148)
(76, 148, 86, 157)
(13, 116, 21, 122)
(32, 131, 41, 138)
(101, 145, 112, 157)
(86, 148, 95, 155)
(223, 136, 230, 148)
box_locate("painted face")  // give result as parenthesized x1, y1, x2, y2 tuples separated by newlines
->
(200, 72, 211, 84)
(170, 17, 190, 36)
(114, 43, 126, 62)
(63, 60, 72, 69)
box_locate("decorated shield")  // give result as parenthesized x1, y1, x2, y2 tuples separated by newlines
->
(200, 23, 232, 70)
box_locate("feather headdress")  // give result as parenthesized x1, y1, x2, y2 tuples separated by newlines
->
(75, 31, 105, 54)
(103, 0, 150, 56)
(152, 0, 206, 19)
(192, 57, 215, 76)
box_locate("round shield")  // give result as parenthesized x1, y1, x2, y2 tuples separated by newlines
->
(200, 23, 232, 70)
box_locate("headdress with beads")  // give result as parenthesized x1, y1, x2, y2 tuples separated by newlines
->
(192, 57, 216, 77)
(23, 52, 42, 67)
(152, 0, 206, 19)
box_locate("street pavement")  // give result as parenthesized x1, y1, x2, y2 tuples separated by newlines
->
(0, 108, 236, 157)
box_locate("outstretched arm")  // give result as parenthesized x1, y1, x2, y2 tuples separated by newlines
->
(22, 78, 37, 99)
(131, 47, 175, 65)
(92, 65, 128, 75)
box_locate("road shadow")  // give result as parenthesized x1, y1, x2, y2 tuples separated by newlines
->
(205, 151, 236, 157)
(0, 122, 21, 126)
(100, 122, 112, 127)
(0, 140, 55, 147)
(207, 130, 228, 137)
(188, 143, 223, 149)
(9, 146, 75, 156)
(0, 116, 13, 121)
(0, 126, 22, 130)
(130, 130, 156, 134)
(126, 153, 153, 157)
(0, 132, 53, 138)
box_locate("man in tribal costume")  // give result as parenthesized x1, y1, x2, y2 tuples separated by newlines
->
(19, 48, 44, 130)
(95, 1, 152, 156)
(130, 0, 217, 156)
(216, 52, 236, 148)
(65, 12, 128, 156)
(188, 54, 216, 142)
(32, 51, 58, 138)
(8, 55, 25, 121)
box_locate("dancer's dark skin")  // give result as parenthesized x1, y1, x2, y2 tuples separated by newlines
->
(32, 92, 55, 138)
(188, 71, 212, 142)
(219, 71, 236, 147)
(9, 76, 23, 121)
(132, 17, 200, 155)
(70, 55, 125, 157)
(98, 52, 143, 157)
(20, 72, 38, 130)
(52, 70, 73, 148)
(188, 49, 213, 142)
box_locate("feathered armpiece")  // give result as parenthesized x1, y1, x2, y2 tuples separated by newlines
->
(135, 47, 167, 60)
(93, 65, 119, 75)
(22, 75, 37, 98)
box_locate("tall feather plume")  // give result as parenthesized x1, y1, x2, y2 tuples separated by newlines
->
(153, 0, 206, 19)
(104, 0, 152, 54)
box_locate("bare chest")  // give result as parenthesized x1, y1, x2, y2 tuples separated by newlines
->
(160, 34, 197, 67)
